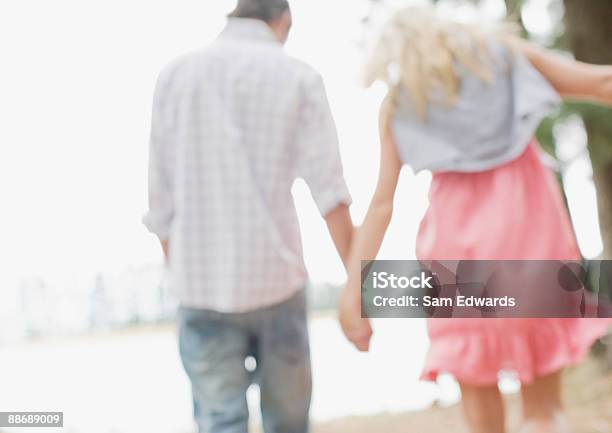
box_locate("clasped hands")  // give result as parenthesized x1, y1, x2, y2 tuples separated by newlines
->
(338, 273, 373, 352)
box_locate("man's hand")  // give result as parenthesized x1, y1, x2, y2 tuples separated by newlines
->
(338, 284, 373, 352)
(324, 204, 353, 268)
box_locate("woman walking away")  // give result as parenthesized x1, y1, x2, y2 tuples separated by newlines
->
(340, 7, 612, 433)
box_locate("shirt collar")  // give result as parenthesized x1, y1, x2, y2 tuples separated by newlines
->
(218, 18, 279, 44)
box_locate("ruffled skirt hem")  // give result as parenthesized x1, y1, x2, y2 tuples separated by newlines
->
(420, 318, 611, 385)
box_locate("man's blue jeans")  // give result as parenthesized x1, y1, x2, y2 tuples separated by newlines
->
(179, 290, 311, 433)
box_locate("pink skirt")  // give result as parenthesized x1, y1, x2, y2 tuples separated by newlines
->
(417, 141, 611, 385)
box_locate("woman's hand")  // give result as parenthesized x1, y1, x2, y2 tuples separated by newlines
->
(338, 283, 373, 352)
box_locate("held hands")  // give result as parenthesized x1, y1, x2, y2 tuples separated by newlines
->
(338, 282, 373, 352)
(337, 225, 374, 352)
(326, 205, 372, 350)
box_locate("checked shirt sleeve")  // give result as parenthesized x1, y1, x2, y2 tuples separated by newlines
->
(143, 66, 178, 240)
(294, 71, 352, 216)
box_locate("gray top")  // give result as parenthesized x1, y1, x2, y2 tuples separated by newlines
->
(392, 40, 560, 173)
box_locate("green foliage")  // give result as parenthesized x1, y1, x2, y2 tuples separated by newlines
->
(535, 116, 558, 157)
(535, 103, 574, 158)
(573, 104, 612, 167)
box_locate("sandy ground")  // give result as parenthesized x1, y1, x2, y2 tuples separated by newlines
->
(313, 357, 612, 433)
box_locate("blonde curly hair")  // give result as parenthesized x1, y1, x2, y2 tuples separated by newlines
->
(365, 6, 516, 122)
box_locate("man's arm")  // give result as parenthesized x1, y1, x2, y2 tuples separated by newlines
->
(339, 106, 402, 352)
(160, 238, 170, 262)
(323, 204, 353, 268)
(294, 70, 354, 267)
(143, 65, 178, 260)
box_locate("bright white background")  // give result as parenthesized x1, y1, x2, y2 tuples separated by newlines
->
(0, 0, 603, 431)
(0, 0, 600, 304)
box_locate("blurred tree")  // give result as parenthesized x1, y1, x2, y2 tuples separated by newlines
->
(564, 0, 612, 258)
(503, 0, 526, 34)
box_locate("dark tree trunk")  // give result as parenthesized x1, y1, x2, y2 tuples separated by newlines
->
(564, 0, 612, 259)
(504, 0, 527, 35)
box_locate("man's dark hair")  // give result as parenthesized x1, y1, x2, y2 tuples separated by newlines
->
(228, 0, 290, 23)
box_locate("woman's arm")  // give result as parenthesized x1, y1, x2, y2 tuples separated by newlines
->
(339, 107, 403, 351)
(516, 39, 612, 106)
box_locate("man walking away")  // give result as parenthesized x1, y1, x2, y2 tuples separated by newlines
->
(143, 1, 353, 432)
